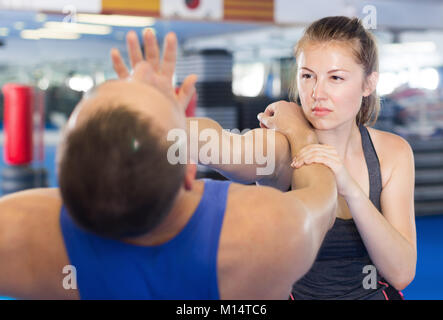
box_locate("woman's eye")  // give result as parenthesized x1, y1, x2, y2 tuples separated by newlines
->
(331, 75, 344, 81)
(302, 74, 312, 79)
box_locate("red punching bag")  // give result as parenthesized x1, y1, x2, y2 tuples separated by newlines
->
(2, 84, 34, 166)
(186, 90, 197, 117)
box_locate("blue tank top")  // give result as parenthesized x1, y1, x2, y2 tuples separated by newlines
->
(291, 125, 402, 300)
(60, 179, 231, 300)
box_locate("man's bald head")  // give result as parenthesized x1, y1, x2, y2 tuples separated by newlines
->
(57, 79, 186, 239)
(69, 79, 185, 134)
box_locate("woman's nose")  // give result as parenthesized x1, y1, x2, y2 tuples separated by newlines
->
(312, 80, 327, 100)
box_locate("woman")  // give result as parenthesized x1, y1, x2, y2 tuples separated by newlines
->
(111, 16, 416, 300)
(258, 16, 416, 300)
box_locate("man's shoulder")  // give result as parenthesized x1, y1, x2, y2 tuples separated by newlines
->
(0, 188, 77, 299)
(0, 187, 64, 257)
(226, 182, 286, 215)
(222, 182, 298, 248)
(0, 188, 62, 223)
(0, 187, 62, 204)
(217, 182, 309, 298)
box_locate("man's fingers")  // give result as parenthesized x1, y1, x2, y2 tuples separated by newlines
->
(132, 61, 155, 84)
(127, 30, 144, 68)
(143, 28, 160, 72)
(177, 74, 198, 110)
(111, 48, 130, 79)
(161, 32, 177, 80)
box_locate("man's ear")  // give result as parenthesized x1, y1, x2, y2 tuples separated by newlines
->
(363, 71, 379, 97)
(183, 163, 197, 191)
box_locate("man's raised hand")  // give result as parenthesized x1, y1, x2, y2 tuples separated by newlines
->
(111, 29, 197, 111)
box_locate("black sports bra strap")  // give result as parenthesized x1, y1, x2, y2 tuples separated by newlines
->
(359, 125, 382, 211)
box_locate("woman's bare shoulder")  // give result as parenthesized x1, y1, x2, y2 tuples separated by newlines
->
(366, 127, 414, 187)
(367, 127, 412, 154)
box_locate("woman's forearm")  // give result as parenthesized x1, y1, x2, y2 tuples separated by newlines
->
(346, 187, 416, 290)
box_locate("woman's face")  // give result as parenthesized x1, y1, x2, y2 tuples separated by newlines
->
(296, 41, 371, 130)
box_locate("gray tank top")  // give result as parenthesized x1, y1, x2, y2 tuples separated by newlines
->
(291, 125, 389, 300)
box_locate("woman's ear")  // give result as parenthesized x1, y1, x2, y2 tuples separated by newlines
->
(363, 71, 379, 97)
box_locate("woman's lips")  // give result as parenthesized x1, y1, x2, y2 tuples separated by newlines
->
(312, 107, 332, 116)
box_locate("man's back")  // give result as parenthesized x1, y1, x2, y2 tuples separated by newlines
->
(59, 179, 229, 299)
(0, 178, 321, 299)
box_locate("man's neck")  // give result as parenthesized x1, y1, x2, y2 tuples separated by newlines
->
(123, 180, 205, 246)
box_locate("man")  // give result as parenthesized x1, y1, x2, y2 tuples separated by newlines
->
(0, 32, 337, 299)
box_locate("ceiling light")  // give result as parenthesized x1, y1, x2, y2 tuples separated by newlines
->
(43, 22, 111, 35)
(0, 28, 9, 37)
(21, 29, 80, 40)
(76, 14, 155, 27)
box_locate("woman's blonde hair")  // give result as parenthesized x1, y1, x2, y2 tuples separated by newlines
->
(290, 16, 380, 126)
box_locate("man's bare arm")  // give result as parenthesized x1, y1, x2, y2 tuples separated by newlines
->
(274, 129, 337, 280)
(0, 189, 77, 299)
(220, 129, 337, 299)
(111, 32, 293, 190)
(187, 117, 292, 190)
